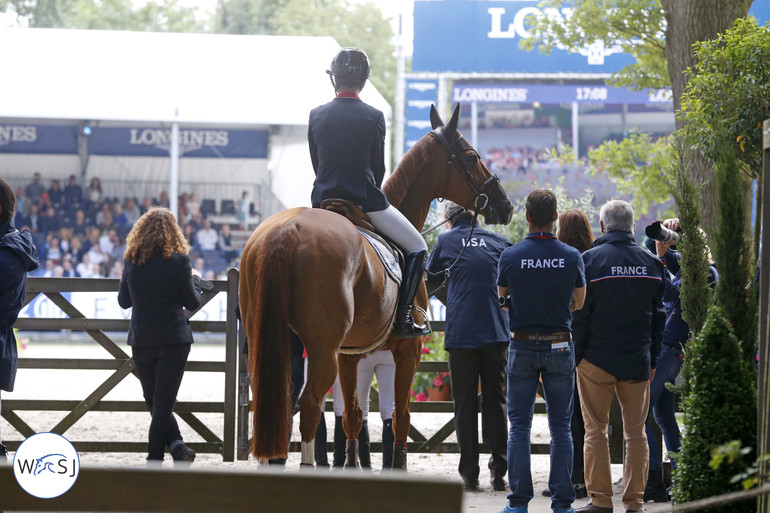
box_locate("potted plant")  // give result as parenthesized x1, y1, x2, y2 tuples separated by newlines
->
(411, 333, 451, 401)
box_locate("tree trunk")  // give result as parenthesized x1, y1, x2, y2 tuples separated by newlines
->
(661, 0, 752, 234)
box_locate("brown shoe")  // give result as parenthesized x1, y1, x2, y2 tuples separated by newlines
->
(575, 503, 613, 513)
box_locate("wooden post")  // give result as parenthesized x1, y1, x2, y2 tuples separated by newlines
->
(758, 118, 770, 513)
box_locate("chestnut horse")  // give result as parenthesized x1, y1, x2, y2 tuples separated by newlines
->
(239, 104, 513, 469)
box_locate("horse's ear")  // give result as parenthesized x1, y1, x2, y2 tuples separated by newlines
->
(444, 104, 461, 137)
(429, 104, 444, 129)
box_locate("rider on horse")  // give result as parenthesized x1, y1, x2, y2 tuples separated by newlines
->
(308, 47, 430, 339)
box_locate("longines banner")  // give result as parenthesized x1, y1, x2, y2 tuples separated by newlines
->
(0, 124, 78, 154)
(405, 79, 439, 155)
(452, 84, 673, 105)
(413, 0, 770, 74)
(89, 127, 269, 158)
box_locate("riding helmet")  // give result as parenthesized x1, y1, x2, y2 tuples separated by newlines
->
(327, 47, 371, 80)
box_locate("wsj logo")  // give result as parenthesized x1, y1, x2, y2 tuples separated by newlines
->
(0, 125, 37, 146)
(13, 432, 80, 499)
(17, 453, 77, 477)
(487, 7, 623, 65)
(129, 129, 229, 154)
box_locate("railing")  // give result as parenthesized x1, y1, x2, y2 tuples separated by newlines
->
(1, 272, 239, 461)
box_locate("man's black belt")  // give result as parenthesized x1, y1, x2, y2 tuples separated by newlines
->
(511, 331, 571, 343)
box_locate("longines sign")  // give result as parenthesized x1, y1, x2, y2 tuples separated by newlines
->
(0, 125, 78, 154)
(413, 0, 770, 74)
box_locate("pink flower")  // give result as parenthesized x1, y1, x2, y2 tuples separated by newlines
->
(421, 346, 431, 354)
(416, 392, 428, 402)
(433, 375, 444, 387)
(410, 389, 416, 397)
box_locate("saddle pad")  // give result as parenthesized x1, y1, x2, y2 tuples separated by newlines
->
(358, 228, 402, 286)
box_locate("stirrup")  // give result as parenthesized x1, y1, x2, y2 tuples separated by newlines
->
(393, 306, 431, 339)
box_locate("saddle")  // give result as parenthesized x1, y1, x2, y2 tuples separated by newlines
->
(320, 199, 403, 285)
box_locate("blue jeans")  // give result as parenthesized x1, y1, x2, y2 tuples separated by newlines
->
(506, 338, 575, 510)
(645, 344, 683, 471)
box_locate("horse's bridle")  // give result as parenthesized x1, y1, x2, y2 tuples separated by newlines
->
(429, 127, 501, 211)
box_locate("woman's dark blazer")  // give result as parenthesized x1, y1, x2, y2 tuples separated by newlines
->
(118, 252, 202, 347)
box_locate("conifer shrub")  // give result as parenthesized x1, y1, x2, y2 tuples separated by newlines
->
(673, 304, 756, 512)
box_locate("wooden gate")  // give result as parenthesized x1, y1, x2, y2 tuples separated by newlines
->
(1, 269, 239, 461)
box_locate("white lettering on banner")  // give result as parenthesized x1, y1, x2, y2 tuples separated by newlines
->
(461, 238, 488, 248)
(453, 87, 529, 103)
(611, 266, 648, 276)
(520, 258, 565, 269)
(407, 100, 434, 110)
(0, 125, 37, 145)
(486, 6, 623, 66)
(648, 88, 674, 103)
(407, 120, 433, 130)
(408, 82, 437, 93)
(129, 129, 229, 154)
(575, 87, 608, 102)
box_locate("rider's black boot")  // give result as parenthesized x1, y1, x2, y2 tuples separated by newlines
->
(358, 420, 371, 470)
(393, 250, 431, 339)
(382, 418, 394, 470)
(332, 415, 346, 467)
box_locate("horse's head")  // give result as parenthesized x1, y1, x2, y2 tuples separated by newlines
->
(428, 104, 513, 225)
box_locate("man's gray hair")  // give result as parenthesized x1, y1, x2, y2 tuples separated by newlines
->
(444, 201, 474, 226)
(600, 200, 635, 233)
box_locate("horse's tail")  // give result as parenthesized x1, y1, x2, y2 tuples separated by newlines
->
(247, 222, 299, 459)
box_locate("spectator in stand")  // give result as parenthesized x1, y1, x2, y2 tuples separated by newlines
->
(193, 256, 206, 277)
(64, 174, 83, 210)
(123, 197, 142, 227)
(61, 255, 78, 277)
(113, 202, 129, 231)
(70, 209, 89, 238)
(85, 177, 103, 217)
(26, 172, 45, 205)
(236, 190, 251, 230)
(141, 196, 154, 214)
(196, 218, 218, 251)
(87, 240, 107, 268)
(83, 227, 101, 253)
(41, 259, 56, 277)
(27, 204, 40, 234)
(186, 193, 200, 221)
(48, 179, 64, 210)
(69, 236, 85, 264)
(15, 187, 30, 220)
(158, 190, 170, 209)
(183, 224, 196, 252)
(92, 262, 106, 278)
(96, 209, 116, 235)
(109, 259, 123, 279)
(218, 223, 238, 262)
(110, 232, 126, 263)
(100, 228, 118, 257)
(38, 206, 61, 235)
(204, 269, 216, 281)
(44, 236, 63, 264)
(76, 253, 97, 278)
(57, 227, 72, 255)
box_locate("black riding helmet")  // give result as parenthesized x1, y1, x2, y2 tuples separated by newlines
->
(326, 47, 370, 91)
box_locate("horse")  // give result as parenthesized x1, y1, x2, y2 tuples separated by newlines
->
(239, 104, 513, 469)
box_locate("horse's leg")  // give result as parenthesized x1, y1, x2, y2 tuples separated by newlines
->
(338, 352, 364, 468)
(389, 337, 422, 470)
(297, 350, 338, 467)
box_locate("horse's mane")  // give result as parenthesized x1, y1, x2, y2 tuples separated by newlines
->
(383, 134, 435, 208)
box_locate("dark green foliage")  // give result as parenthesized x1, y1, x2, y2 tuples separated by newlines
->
(668, 135, 712, 349)
(674, 304, 756, 512)
(713, 156, 758, 370)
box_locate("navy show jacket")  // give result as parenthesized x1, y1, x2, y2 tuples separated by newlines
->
(308, 96, 389, 212)
(118, 252, 202, 347)
(572, 230, 666, 381)
(427, 219, 512, 349)
(0, 221, 39, 391)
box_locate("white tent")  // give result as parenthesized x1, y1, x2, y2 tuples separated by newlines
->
(0, 28, 393, 210)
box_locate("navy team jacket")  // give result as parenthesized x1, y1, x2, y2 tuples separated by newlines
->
(572, 230, 666, 381)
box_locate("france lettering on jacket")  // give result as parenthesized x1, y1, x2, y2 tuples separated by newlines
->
(461, 237, 487, 247)
(611, 266, 648, 276)
(520, 258, 565, 269)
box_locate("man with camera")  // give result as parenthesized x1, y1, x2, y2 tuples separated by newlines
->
(496, 189, 586, 513)
(572, 200, 666, 513)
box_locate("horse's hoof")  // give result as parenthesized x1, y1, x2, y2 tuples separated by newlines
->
(392, 442, 408, 471)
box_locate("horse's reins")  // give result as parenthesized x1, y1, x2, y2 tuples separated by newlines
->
(423, 127, 499, 298)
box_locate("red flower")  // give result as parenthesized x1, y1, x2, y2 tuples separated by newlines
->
(433, 375, 444, 387)
(421, 346, 431, 354)
(416, 392, 428, 402)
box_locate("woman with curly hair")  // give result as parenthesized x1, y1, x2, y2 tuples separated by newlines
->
(118, 207, 202, 464)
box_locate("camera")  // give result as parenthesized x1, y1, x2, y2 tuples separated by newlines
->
(645, 221, 680, 244)
(499, 295, 512, 309)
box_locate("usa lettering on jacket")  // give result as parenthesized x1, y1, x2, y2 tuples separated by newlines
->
(520, 258, 565, 269)
(611, 266, 648, 275)
(461, 237, 487, 247)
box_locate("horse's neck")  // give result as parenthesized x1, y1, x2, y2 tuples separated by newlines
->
(392, 197, 430, 232)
